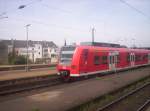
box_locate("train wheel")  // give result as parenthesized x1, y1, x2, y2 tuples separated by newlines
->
(60, 71, 71, 82)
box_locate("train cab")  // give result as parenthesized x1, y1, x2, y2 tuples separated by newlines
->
(57, 45, 79, 81)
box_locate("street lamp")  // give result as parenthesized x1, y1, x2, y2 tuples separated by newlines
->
(25, 24, 31, 72)
(0, 16, 8, 19)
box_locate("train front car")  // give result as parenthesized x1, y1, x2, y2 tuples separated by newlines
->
(57, 45, 80, 81)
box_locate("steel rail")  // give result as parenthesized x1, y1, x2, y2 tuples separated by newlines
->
(0, 75, 62, 96)
(96, 82, 150, 111)
(0, 64, 56, 71)
(1, 65, 150, 97)
(136, 99, 150, 111)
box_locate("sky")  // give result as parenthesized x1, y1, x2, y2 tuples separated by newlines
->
(0, 0, 150, 47)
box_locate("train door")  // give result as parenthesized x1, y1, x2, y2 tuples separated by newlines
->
(130, 53, 135, 67)
(109, 52, 118, 71)
(80, 49, 89, 72)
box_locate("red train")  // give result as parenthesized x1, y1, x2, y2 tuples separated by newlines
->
(57, 42, 150, 81)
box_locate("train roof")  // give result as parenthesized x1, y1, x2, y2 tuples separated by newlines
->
(62, 42, 150, 53)
(80, 42, 127, 48)
(77, 45, 150, 53)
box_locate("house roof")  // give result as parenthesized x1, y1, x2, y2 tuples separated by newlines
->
(1, 40, 58, 48)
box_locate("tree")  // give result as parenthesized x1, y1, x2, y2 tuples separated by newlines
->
(14, 55, 26, 65)
(8, 52, 27, 65)
(0, 41, 8, 64)
(8, 52, 15, 65)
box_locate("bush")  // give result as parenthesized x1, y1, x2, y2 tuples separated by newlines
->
(8, 52, 16, 65)
(8, 52, 30, 65)
(14, 55, 26, 65)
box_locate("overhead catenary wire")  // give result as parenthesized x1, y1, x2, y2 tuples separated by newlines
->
(7, 17, 87, 33)
(41, 3, 72, 14)
(0, 0, 72, 18)
(119, 0, 150, 20)
(0, 0, 93, 34)
(0, 0, 87, 32)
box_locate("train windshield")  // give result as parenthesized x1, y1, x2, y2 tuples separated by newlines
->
(60, 46, 76, 65)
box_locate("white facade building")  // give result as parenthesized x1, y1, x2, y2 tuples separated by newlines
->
(6, 40, 58, 63)
(34, 44, 43, 62)
(17, 44, 58, 63)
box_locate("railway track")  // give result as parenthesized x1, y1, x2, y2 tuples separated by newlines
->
(0, 64, 56, 71)
(96, 82, 150, 111)
(136, 99, 150, 111)
(0, 65, 149, 98)
(0, 75, 62, 96)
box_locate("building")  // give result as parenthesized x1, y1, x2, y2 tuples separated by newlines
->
(2, 39, 58, 64)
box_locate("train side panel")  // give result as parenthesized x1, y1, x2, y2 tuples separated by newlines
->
(117, 51, 130, 69)
(57, 45, 150, 80)
(79, 47, 110, 75)
(70, 47, 81, 76)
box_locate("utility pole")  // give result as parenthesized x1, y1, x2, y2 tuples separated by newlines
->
(25, 24, 31, 72)
(64, 38, 66, 46)
(92, 27, 95, 44)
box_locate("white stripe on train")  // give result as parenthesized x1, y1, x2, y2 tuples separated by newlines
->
(69, 63, 149, 77)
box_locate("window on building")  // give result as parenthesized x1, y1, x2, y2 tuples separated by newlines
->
(39, 52, 40, 55)
(102, 56, 108, 64)
(94, 56, 100, 65)
(44, 49, 48, 52)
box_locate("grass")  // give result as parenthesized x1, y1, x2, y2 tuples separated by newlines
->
(31, 108, 40, 111)
(49, 66, 56, 70)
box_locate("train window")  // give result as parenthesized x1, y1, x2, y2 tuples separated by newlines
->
(126, 53, 130, 62)
(143, 55, 148, 60)
(139, 55, 141, 61)
(109, 55, 115, 64)
(60, 46, 76, 65)
(61, 46, 76, 51)
(61, 54, 73, 58)
(135, 55, 138, 61)
(112, 56, 115, 64)
(94, 56, 100, 65)
(109, 56, 112, 64)
(135, 55, 141, 62)
(102, 56, 108, 64)
(82, 49, 88, 61)
(116, 55, 120, 64)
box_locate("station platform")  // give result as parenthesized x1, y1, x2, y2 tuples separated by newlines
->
(0, 68, 57, 81)
(0, 66, 149, 111)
